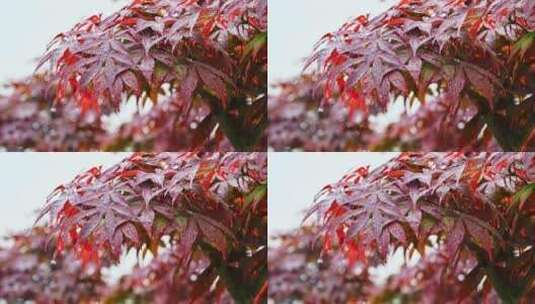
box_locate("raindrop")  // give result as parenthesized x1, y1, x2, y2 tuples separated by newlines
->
(159, 161, 169, 169)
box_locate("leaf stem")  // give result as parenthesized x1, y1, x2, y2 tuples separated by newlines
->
(199, 90, 265, 151)
(200, 242, 266, 303)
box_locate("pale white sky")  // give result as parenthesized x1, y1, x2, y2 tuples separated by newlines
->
(0, 1, 126, 83)
(268, 0, 397, 86)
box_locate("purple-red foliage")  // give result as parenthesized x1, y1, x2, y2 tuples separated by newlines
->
(267, 76, 508, 152)
(372, 97, 501, 151)
(268, 226, 373, 303)
(0, 75, 105, 151)
(106, 252, 233, 303)
(306, 152, 535, 302)
(103, 97, 234, 151)
(0, 227, 106, 303)
(37, 0, 267, 151)
(306, 0, 535, 151)
(36, 152, 267, 302)
(268, 76, 373, 151)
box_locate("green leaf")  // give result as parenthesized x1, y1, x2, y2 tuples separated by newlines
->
(244, 183, 267, 210)
(510, 183, 535, 214)
(243, 32, 267, 60)
(511, 32, 535, 60)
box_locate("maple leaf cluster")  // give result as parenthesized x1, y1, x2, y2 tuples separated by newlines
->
(0, 75, 106, 151)
(268, 75, 512, 152)
(268, 226, 506, 303)
(0, 74, 249, 152)
(31, 0, 267, 151)
(268, 226, 373, 303)
(26, 152, 267, 302)
(306, 0, 535, 151)
(0, 226, 242, 303)
(306, 152, 535, 302)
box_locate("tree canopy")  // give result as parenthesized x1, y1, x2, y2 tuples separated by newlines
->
(0, 0, 267, 152)
(282, 0, 535, 151)
(0, 152, 267, 303)
(305, 152, 535, 302)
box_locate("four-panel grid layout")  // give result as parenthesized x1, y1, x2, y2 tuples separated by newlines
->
(0, 0, 534, 303)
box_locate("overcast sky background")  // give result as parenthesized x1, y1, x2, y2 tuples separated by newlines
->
(268, 0, 397, 86)
(0, 1, 126, 83)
